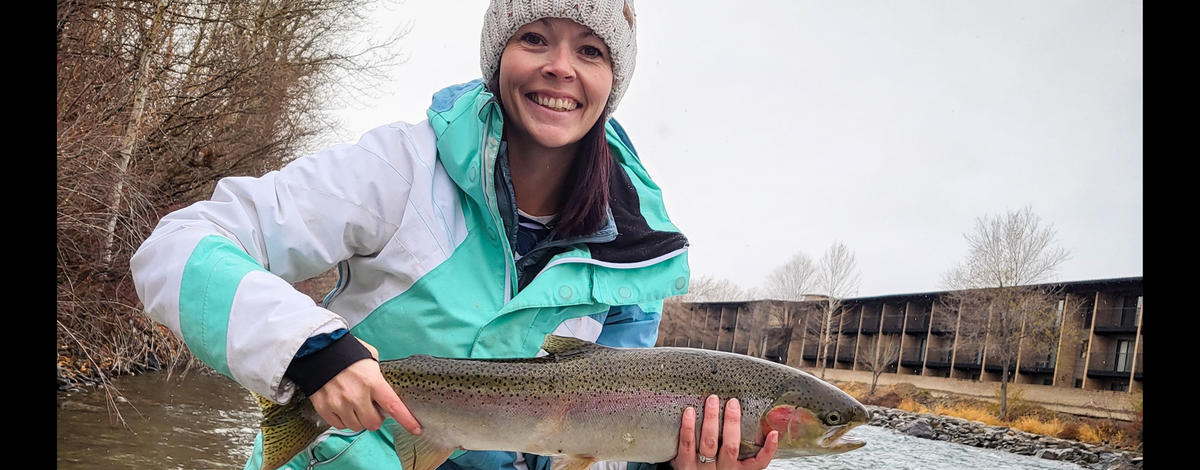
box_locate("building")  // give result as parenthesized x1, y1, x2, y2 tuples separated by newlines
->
(656, 277, 1142, 394)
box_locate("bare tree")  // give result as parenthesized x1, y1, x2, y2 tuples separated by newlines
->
(57, 0, 407, 388)
(857, 334, 901, 396)
(762, 252, 817, 301)
(674, 275, 755, 302)
(941, 207, 1070, 420)
(814, 241, 861, 380)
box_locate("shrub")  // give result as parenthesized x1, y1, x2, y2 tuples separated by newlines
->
(988, 386, 1046, 419)
(1059, 421, 1081, 441)
(1077, 424, 1103, 444)
(1011, 415, 1064, 437)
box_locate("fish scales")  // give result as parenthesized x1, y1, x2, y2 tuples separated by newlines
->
(255, 336, 869, 470)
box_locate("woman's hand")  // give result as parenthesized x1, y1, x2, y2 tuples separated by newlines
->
(671, 395, 779, 470)
(309, 338, 422, 434)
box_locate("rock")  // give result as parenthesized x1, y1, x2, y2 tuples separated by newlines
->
(1093, 454, 1137, 470)
(900, 419, 937, 439)
(1036, 448, 1074, 461)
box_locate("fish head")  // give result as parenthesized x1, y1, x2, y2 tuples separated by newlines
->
(758, 376, 870, 457)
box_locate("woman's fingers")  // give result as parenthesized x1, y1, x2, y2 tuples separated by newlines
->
(699, 394, 721, 465)
(677, 406, 697, 456)
(719, 398, 743, 463)
(739, 431, 779, 470)
(374, 378, 422, 434)
(670, 406, 699, 470)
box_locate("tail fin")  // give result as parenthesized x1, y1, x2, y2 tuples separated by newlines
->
(253, 392, 327, 470)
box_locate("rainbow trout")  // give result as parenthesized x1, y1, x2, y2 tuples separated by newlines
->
(256, 335, 869, 470)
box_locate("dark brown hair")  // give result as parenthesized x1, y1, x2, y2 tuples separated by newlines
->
(554, 114, 612, 238)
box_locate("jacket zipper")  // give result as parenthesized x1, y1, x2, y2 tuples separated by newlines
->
(479, 102, 518, 303)
(319, 260, 351, 309)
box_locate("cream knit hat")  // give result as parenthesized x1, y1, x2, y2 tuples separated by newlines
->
(480, 0, 637, 117)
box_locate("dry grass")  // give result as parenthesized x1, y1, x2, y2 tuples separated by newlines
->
(897, 398, 930, 414)
(1011, 415, 1065, 436)
(840, 379, 1142, 452)
(932, 402, 1004, 426)
(1076, 420, 1128, 447)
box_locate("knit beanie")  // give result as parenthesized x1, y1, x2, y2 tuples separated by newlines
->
(480, 0, 637, 117)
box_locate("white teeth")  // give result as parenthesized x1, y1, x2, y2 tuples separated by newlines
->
(532, 94, 577, 111)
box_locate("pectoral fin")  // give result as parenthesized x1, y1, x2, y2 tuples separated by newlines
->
(385, 421, 455, 470)
(738, 440, 763, 460)
(254, 393, 327, 470)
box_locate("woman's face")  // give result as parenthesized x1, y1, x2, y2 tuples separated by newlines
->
(498, 18, 613, 152)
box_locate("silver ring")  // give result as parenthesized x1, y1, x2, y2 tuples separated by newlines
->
(698, 454, 716, 464)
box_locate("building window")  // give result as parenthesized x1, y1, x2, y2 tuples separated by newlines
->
(1121, 296, 1139, 327)
(1074, 379, 1083, 388)
(1115, 340, 1133, 373)
(1110, 382, 1128, 392)
(1043, 378, 1053, 386)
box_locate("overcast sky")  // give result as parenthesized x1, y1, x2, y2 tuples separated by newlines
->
(317, 0, 1143, 298)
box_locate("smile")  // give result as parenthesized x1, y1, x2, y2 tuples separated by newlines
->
(528, 93, 578, 112)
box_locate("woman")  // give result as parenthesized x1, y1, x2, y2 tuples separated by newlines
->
(130, 1, 779, 469)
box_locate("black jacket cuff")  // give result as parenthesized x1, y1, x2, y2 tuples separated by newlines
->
(284, 333, 374, 396)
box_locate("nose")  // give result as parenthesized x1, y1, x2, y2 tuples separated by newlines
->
(541, 44, 575, 80)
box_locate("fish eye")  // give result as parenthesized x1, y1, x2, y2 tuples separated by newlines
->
(825, 411, 842, 425)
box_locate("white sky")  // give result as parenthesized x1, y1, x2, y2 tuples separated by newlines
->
(318, 0, 1143, 298)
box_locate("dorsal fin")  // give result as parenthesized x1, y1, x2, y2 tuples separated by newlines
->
(540, 335, 609, 355)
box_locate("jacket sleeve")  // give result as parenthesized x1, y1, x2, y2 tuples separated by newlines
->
(130, 122, 433, 402)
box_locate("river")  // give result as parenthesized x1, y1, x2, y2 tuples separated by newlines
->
(57, 370, 1084, 470)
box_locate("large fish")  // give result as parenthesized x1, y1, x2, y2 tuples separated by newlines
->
(256, 335, 869, 470)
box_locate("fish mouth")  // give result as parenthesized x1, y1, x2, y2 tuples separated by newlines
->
(819, 424, 866, 452)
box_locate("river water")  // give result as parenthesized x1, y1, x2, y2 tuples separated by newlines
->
(57, 370, 1084, 470)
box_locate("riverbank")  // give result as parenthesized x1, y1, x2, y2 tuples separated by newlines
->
(866, 405, 1142, 469)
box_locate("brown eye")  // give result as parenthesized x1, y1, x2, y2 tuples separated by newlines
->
(580, 45, 603, 58)
(825, 411, 843, 425)
(521, 33, 546, 46)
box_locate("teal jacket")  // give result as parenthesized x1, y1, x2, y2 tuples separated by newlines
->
(130, 79, 689, 469)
